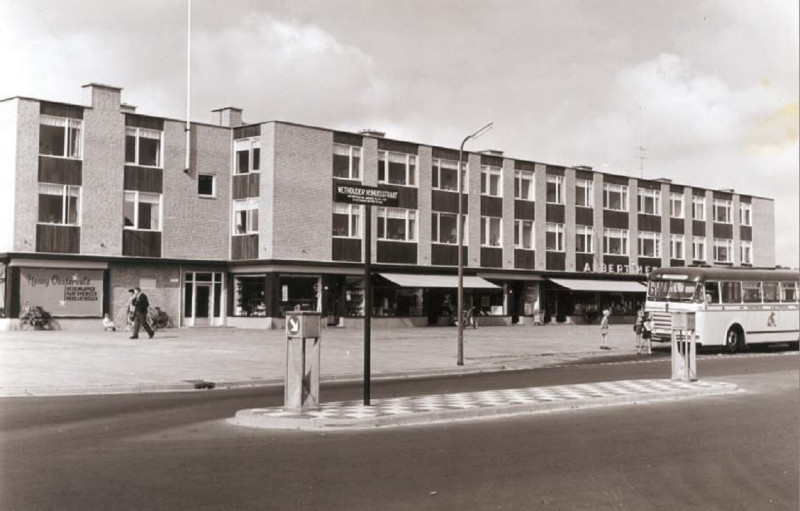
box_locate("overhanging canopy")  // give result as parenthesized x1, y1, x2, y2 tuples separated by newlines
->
(549, 278, 646, 293)
(379, 273, 500, 289)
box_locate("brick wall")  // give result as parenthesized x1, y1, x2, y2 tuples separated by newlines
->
(752, 197, 775, 266)
(108, 262, 181, 326)
(0, 100, 18, 251)
(13, 99, 39, 252)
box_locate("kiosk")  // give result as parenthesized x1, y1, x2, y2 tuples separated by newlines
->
(284, 311, 322, 412)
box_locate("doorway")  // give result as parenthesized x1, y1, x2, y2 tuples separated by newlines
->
(184, 272, 224, 326)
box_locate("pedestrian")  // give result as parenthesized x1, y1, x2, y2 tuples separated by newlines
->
(600, 309, 610, 350)
(125, 288, 136, 331)
(641, 312, 653, 355)
(129, 287, 155, 339)
(634, 309, 644, 354)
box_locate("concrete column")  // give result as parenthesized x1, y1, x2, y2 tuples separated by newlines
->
(417, 146, 433, 266)
(593, 173, 605, 271)
(661, 183, 670, 268)
(564, 167, 576, 271)
(732, 194, 741, 265)
(684, 187, 693, 262)
(362, 137, 379, 263)
(502, 158, 515, 269)
(467, 153, 482, 267)
(628, 178, 639, 272)
(705, 190, 714, 264)
(534, 163, 547, 270)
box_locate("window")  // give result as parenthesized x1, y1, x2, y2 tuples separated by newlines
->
(692, 236, 706, 261)
(603, 228, 628, 255)
(232, 198, 258, 234)
(481, 165, 502, 197)
(692, 196, 706, 220)
(576, 179, 593, 207)
(234, 138, 261, 174)
(377, 207, 416, 241)
(515, 220, 534, 249)
(546, 175, 564, 204)
(433, 159, 466, 192)
(713, 238, 733, 263)
(514, 170, 534, 200)
(40, 115, 82, 158)
(762, 282, 780, 303)
(720, 281, 741, 303)
(575, 225, 593, 253)
(332, 203, 362, 238)
(603, 184, 629, 211)
(638, 188, 661, 215)
(781, 282, 798, 302)
(637, 231, 661, 257)
(432, 212, 465, 245)
(333, 144, 361, 180)
(379, 151, 416, 186)
(740, 202, 752, 226)
(670, 193, 684, 218)
(124, 191, 161, 231)
(670, 234, 685, 260)
(546, 223, 565, 252)
(481, 216, 502, 247)
(741, 281, 761, 303)
(713, 199, 732, 224)
(38, 183, 80, 225)
(740, 241, 753, 264)
(125, 127, 162, 167)
(198, 174, 216, 197)
(233, 275, 266, 317)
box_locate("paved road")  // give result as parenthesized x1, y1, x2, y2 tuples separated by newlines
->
(1, 351, 796, 510)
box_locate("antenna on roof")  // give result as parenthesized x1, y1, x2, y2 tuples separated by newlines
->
(184, 0, 192, 174)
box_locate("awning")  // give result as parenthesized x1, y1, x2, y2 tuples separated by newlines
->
(379, 273, 500, 289)
(549, 278, 646, 293)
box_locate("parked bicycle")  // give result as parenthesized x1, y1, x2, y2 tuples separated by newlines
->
(147, 306, 171, 330)
(19, 303, 54, 330)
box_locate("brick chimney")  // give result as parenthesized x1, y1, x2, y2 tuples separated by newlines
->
(82, 83, 122, 111)
(212, 107, 243, 127)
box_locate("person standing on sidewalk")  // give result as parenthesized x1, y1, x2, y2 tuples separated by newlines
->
(634, 309, 644, 354)
(600, 309, 610, 350)
(129, 287, 154, 339)
(641, 312, 653, 355)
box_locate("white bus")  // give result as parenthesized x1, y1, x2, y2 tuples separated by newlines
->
(645, 267, 799, 353)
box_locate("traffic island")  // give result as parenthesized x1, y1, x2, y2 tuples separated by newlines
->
(229, 379, 739, 431)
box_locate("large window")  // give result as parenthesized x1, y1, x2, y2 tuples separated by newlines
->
(198, 174, 216, 197)
(692, 236, 706, 261)
(40, 115, 82, 158)
(546, 223, 565, 252)
(125, 127, 162, 167)
(38, 183, 80, 225)
(432, 212, 465, 245)
(603, 228, 628, 255)
(233, 275, 266, 316)
(741, 281, 761, 303)
(377, 207, 416, 241)
(234, 138, 261, 174)
(740, 240, 753, 264)
(514, 170, 534, 200)
(576, 179, 593, 207)
(124, 191, 161, 231)
(333, 144, 361, 180)
(781, 282, 798, 302)
(481, 216, 502, 247)
(762, 282, 780, 303)
(713, 199, 732, 224)
(670, 193, 684, 218)
(692, 196, 706, 221)
(713, 238, 733, 263)
(515, 219, 534, 249)
(720, 281, 741, 303)
(433, 159, 466, 192)
(332, 203, 362, 238)
(638, 231, 661, 257)
(379, 151, 416, 186)
(670, 234, 685, 260)
(232, 198, 259, 234)
(638, 188, 661, 215)
(481, 165, 502, 197)
(740, 202, 752, 226)
(603, 184, 629, 211)
(546, 175, 564, 204)
(575, 225, 593, 253)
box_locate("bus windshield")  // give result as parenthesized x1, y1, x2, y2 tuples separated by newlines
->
(647, 280, 702, 303)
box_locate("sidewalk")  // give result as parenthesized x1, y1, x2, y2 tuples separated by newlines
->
(0, 324, 645, 397)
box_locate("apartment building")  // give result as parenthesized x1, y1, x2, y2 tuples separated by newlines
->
(0, 83, 776, 329)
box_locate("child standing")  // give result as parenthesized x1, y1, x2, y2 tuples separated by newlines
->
(634, 309, 644, 354)
(600, 309, 610, 350)
(641, 313, 653, 355)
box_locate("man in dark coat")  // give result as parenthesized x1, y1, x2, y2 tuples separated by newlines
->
(130, 287, 155, 339)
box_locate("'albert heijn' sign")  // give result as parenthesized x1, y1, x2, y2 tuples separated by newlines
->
(334, 184, 399, 207)
(581, 262, 660, 275)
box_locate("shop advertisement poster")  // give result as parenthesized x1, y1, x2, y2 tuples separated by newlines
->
(19, 267, 103, 317)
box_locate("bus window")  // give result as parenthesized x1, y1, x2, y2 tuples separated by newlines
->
(704, 282, 720, 304)
(742, 281, 761, 303)
(647, 280, 698, 302)
(720, 281, 741, 303)
(781, 282, 798, 303)
(761, 282, 780, 303)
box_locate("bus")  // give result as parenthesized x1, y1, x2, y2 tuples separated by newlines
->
(645, 267, 799, 353)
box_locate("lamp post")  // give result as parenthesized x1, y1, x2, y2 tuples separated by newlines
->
(457, 122, 493, 365)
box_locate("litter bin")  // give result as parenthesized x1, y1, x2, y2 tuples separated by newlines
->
(284, 311, 322, 412)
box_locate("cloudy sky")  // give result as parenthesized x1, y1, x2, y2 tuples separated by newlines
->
(2, 0, 798, 265)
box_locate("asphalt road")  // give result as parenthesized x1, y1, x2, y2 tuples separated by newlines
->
(1, 350, 797, 510)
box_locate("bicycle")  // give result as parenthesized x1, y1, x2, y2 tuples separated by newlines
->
(147, 306, 171, 330)
(19, 303, 54, 330)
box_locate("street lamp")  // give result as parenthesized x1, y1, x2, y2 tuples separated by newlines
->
(457, 122, 493, 366)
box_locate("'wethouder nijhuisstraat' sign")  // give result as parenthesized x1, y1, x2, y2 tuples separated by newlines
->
(334, 184, 399, 207)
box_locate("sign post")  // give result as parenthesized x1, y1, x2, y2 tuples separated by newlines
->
(333, 184, 399, 406)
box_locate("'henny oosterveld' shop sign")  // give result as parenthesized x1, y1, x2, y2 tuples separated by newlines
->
(19, 268, 103, 317)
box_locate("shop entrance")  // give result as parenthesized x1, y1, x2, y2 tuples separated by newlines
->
(184, 272, 223, 326)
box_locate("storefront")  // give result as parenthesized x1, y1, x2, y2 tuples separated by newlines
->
(543, 278, 646, 324)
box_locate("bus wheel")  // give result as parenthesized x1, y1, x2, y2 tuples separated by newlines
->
(725, 326, 743, 354)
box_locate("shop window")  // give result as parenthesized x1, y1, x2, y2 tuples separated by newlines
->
(603, 184, 629, 211)
(233, 275, 265, 316)
(638, 188, 661, 215)
(432, 212, 465, 245)
(670, 234, 685, 260)
(198, 174, 216, 197)
(233, 198, 259, 234)
(234, 138, 261, 174)
(38, 183, 80, 225)
(40, 115, 82, 158)
(546, 175, 564, 204)
(692, 196, 706, 221)
(332, 203, 362, 238)
(481, 165, 502, 197)
(125, 127, 162, 167)
(638, 231, 661, 257)
(373, 287, 423, 317)
(713, 199, 732, 224)
(278, 275, 319, 316)
(515, 220, 534, 249)
(713, 238, 733, 263)
(603, 228, 628, 255)
(379, 151, 416, 186)
(333, 144, 361, 180)
(576, 179, 593, 207)
(481, 216, 502, 247)
(377, 207, 416, 241)
(546, 223, 565, 252)
(692, 237, 706, 261)
(740, 202, 752, 226)
(575, 225, 593, 253)
(433, 158, 466, 192)
(670, 193, 684, 218)
(124, 191, 161, 231)
(514, 170, 534, 200)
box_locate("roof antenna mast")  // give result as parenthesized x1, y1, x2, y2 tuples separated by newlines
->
(184, 0, 192, 174)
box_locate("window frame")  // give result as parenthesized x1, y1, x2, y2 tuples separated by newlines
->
(576, 179, 594, 208)
(377, 207, 417, 242)
(37, 183, 82, 226)
(692, 236, 707, 261)
(481, 216, 502, 247)
(234, 137, 261, 175)
(232, 197, 259, 235)
(603, 228, 629, 256)
(575, 225, 594, 254)
(432, 158, 467, 193)
(332, 203, 363, 239)
(124, 190, 163, 231)
(739, 202, 752, 226)
(692, 196, 706, 221)
(378, 151, 417, 187)
(638, 231, 662, 258)
(39, 115, 83, 159)
(546, 222, 565, 252)
(432, 211, 466, 245)
(514, 219, 534, 249)
(670, 193, 684, 218)
(603, 183, 629, 212)
(637, 188, 661, 215)
(713, 238, 733, 263)
(197, 173, 216, 198)
(670, 234, 685, 260)
(740, 240, 753, 265)
(546, 175, 565, 205)
(333, 143, 362, 181)
(480, 165, 503, 198)
(125, 126, 163, 168)
(713, 199, 733, 224)
(514, 170, 534, 201)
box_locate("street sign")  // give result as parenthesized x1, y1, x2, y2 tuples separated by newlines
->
(287, 316, 300, 336)
(334, 184, 399, 207)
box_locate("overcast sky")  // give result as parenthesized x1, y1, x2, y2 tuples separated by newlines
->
(2, 0, 797, 266)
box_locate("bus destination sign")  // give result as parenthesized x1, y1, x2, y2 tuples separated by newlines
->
(334, 184, 399, 207)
